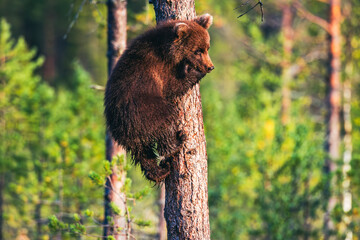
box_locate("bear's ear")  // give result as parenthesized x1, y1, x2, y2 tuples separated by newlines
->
(194, 13, 213, 29)
(174, 22, 190, 39)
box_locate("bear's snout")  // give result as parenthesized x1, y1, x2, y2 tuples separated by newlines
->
(207, 66, 214, 72)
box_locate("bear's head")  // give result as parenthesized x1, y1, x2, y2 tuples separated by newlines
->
(171, 14, 214, 78)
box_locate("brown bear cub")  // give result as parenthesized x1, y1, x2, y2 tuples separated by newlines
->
(104, 14, 214, 182)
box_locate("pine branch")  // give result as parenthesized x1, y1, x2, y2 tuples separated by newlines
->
(236, 0, 264, 22)
(294, 0, 329, 32)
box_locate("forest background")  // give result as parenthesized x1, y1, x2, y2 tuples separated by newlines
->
(1, 0, 360, 239)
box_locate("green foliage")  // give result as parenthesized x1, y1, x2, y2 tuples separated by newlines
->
(109, 202, 123, 216)
(48, 215, 68, 232)
(83, 209, 94, 218)
(133, 186, 151, 200)
(47, 158, 154, 239)
(200, 1, 334, 238)
(1, 19, 111, 239)
(89, 171, 105, 186)
(48, 215, 86, 236)
(134, 219, 152, 227)
(0, 18, 53, 238)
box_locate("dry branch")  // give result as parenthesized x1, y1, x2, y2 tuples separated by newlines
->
(294, 0, 330, 32)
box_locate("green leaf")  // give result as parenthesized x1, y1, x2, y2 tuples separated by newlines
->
(88, 171, 105, 186)
(73, 213, 81, 222)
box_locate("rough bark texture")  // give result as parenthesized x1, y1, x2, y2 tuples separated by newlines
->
(104, 0, 128, 239)
(324, 0, 341, 238)
(152, 1, 211, 239)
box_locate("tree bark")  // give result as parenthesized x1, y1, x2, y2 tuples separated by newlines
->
(342, 27, 353, 239)
(152, 1, 211, 239)
(104, 0, 128, 239)
(324, 0, 341, 238)
(43, 0, 56, 82)
(158, 185, 166, 240)
(34, 166, 43, 239)
(0, 174, 4, 240)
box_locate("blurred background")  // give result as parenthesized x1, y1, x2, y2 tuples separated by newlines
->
(1, 0, 360, 239)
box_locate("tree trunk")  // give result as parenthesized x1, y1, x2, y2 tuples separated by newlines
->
(103, 0, 128, 239)
(324, 0, 341, 238)
(280, 3, 293, 125)
(34, 166, 43, 239)
(152, 1, 211, 239)
(342, 28, 353, 239)
(0, 174, 4, 240)
(158, 186, 166, 240)
(43, 0, 56, 82)
(342, 79, 352, 238)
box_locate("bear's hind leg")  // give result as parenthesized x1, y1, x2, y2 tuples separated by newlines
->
(136, 146, 170, 183)
(139, 157, 170, 183)
(157, 128, 187, 158)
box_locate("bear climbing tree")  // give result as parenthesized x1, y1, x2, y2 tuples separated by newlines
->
(104, 0, 212, 238)
(104, 16, 213, 183)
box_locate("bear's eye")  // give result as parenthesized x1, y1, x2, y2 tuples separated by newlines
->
(194, 49, 202, 55)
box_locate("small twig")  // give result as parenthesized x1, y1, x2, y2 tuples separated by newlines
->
(53, 228, 129, 238)
(90, 0, 105, 22)
(106, 176, 127, 203)
(259, 0, 264, 22)
(90, 84, 105, 91)
(237, 0, 264, 22)
(237, 2, 259, 18)
(294, 0, 329, 32)
(106, 176, 133, 239)
(67, 1, 75, 19)
(234, 0, 254, 9)
(126, 204, 132, 240)
(63, 0, 87, 39)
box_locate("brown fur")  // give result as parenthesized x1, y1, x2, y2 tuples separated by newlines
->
(104, 14, 214, 182)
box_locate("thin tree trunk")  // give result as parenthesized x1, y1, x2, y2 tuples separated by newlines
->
(303, 177, 311, 240)
(342, 37, 353, 239)
(281, 3, 293, 125)
(35, 166, 43, 239)
(106, 0, 127, 77)
(0, 174, 4, 240)
(342, 79, 352, 240)
(158, 185, 166, 240)
(152, 1, 211, 239)
(103, 0, 128, 239)
(43, 0, 56, 82)
(56, 152, 64, 240)
(324, 0, 341, 238)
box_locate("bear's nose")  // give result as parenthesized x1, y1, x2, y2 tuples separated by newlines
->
(208, 66, 215, 72)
